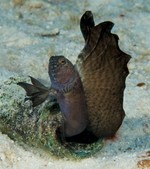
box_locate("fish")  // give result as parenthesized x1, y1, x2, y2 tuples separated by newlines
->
(49, 55, 88, 138)
(17, 11, 131, 143)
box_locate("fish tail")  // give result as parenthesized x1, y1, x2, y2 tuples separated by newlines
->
(17, 76, 52, 107)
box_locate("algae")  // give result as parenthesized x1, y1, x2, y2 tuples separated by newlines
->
(0, 76, 103, 160)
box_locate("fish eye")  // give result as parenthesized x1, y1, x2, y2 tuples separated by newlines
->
(59, 58, 66, 65)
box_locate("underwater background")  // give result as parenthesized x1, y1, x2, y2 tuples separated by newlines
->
(0, 0, 150, 168)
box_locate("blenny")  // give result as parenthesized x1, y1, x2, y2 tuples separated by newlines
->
(18, 11, 131, 143)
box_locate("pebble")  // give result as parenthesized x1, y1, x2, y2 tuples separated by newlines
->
(0, 153, 6, 161)
(38, 28, 60, 37)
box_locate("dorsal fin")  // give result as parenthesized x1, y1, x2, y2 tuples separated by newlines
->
(76, 11, 131, 137)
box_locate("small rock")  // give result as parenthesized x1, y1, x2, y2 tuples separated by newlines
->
(0, 153, 6, 161)
(38, 28, 60, 37)
(12, 0, 24, 6)
(136, 82, 146, 87)
(17, 157, 21, 161)
(47, 161, 53, 167)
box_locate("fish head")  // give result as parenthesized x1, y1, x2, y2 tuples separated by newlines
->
(49, 56, 77, 91)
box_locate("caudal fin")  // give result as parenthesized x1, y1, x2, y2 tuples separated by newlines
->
(17, 76, 51, 107)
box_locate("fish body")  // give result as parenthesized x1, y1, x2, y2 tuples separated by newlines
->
(48, 56, 88, 137)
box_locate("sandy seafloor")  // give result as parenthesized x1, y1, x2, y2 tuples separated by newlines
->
(0, 0, 150, 168)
